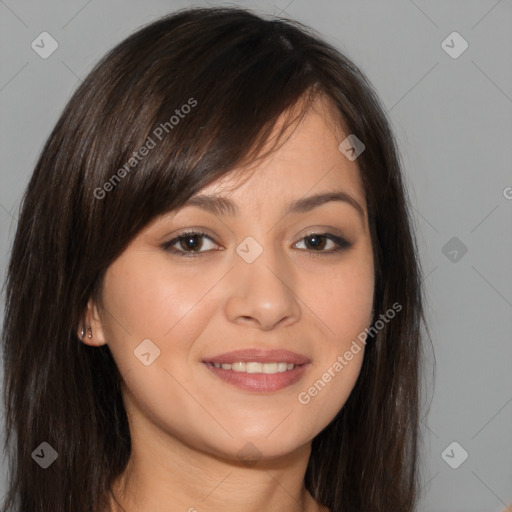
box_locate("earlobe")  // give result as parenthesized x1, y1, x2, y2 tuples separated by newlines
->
(78, 298, 108, 347)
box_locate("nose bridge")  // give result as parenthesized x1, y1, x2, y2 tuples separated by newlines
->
(238, 237, 285, 290)
(224, 235, 301, 329)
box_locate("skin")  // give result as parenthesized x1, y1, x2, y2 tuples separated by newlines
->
(82, 95, 374, 512)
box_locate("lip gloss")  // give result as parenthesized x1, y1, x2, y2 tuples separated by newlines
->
(202, 362, 310, 392)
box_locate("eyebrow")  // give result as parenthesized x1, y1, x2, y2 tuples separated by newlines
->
(182, 190, 365, 220)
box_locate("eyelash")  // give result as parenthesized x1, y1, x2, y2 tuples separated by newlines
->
(161, 230, 352, 258)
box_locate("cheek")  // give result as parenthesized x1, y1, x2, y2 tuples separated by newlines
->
(99, 252, 231, 405)
(294, 250, 373, 434)
(307, 250, 374, 341)
(296, 351, 364, 440)
(100, 252, 218, 342)
(98, 257, 231, 447)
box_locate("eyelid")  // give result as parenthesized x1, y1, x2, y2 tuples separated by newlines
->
(161, 230, 219, 254)
(161, 228, 352, 258)
(294, 232, 351, 253)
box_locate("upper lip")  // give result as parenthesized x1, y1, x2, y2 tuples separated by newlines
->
(203, 349, 310, 365)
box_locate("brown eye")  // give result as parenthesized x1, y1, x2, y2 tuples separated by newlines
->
(162, 231, 219, 257)
(294, 233, 352, 255)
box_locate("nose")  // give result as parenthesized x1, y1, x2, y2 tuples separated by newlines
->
(224, 245, 301, 331)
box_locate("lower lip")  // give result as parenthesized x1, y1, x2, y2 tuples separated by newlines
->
(202, 362, 310, 392)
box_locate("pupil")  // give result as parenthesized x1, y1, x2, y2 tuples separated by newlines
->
(307, 235, 325, 250)
(183, 235, 200, 251)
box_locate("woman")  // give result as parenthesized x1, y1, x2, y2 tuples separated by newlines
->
(1, 6, 427, 512)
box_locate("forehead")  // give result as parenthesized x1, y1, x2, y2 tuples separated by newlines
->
(197, 95, 365, 207)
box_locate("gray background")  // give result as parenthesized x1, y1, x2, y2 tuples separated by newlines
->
(1, 1, 511, 511)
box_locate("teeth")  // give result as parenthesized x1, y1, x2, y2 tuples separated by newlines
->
(277, 362, 288, 372)
(231, 362, 245, 372)
(263, 363, 277, 374)
(246, 362, 262, 373)
(210, 361, 297, 374)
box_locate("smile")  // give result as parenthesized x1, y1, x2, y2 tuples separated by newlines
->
(202, 361, 309, 392)
(207, 361, 297, 373)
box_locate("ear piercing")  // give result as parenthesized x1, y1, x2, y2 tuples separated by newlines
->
(79, 325, 93, 340)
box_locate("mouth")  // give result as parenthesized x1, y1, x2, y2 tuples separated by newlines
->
(205, 361, 301, 373)
(201, 348, 310, 392)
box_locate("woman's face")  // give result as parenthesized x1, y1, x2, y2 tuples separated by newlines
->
(87, 96, 374, 463)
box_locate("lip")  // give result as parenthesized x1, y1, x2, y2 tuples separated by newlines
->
(201, 348, 311, 393)
(202, 348, 311, 365)
(202, 361, 310, 392)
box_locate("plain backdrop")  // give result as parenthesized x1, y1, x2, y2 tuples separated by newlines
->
(0, 1, 511, 511)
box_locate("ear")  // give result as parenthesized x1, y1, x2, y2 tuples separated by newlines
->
(77, 297, 108, 347)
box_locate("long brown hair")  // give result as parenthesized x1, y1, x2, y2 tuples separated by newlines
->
(1, 6, 428, 512)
